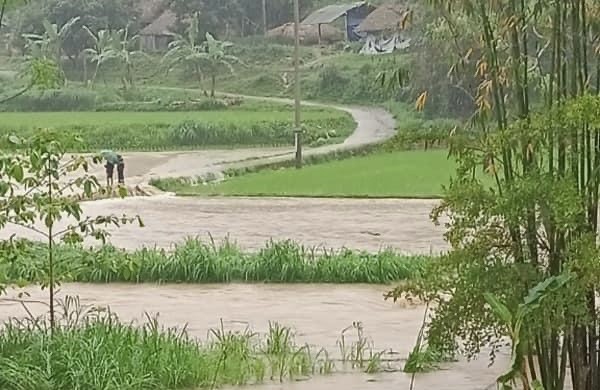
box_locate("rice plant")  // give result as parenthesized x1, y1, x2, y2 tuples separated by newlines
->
(4, 238, 429, 285)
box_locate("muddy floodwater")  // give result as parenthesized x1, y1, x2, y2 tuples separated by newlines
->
(0, 101, 504, 389)
(1, 283, 506, 390)
(0, 196, 447, 253)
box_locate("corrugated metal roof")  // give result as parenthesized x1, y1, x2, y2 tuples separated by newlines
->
(302, 2, 366, 25)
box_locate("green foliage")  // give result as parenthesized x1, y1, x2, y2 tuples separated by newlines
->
(108, 26, 144, 89)
(403, 345, 449, 373)
(164, 19, 242, 97)
(484, 275, 571, 389)
(0, 130, 141, 326)
(381, 118, 462, 151)
(0, 308, 327, 390)
(0, 88, 97, 111)
(2, 238, 427, 284)
(157, 150, 457, 198)
(95, 98, 230, 112)
(0, 111, 355, 151)
(308, 62, 400, 104)
(387, 95, 600, 389)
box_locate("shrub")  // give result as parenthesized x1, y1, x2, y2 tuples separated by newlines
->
(314, 66, 350, 98)
(381, 118, 462, 151)
(0, 89, 98, 112)
(95, 99, 230, 112)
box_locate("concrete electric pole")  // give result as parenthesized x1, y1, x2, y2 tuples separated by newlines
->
(293, 0, 302, 168)
(262, 0, 268, 36)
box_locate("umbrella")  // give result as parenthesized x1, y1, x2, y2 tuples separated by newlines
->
(101, 150, 120, 165)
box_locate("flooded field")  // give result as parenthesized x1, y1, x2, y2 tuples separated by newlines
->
(0, 101, 505, 389)
(0, 196, 447, 253)
(0, 283, 506, 390)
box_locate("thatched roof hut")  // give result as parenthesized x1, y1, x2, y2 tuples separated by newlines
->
(140, 9, 176, 36)
(139, 9, 176, 51)
(136, 0, 168, 25)
(267, 23, 344, 45)
(356, 2, 410, 34)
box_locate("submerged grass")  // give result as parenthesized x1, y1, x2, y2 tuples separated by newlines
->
(0, 300, 332, 390)
(4, 239, 428, 285)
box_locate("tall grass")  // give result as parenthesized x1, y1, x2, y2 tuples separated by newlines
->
(4, 239, 427, 285)
(0, 299, 331, 390)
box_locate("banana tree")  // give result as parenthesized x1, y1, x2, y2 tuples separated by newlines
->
(163, 14, 206, 89)
(164, 15, 241, 97)
(484, 275, 571, 390)
(22, 17, 81, 71)
(110, 26, 144, 89)
(82, 27, 116, 86)
(200, 32, 241, 97)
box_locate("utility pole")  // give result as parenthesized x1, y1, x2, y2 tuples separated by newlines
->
(262, 0, 268, 36)
(293, 0, 302, 168)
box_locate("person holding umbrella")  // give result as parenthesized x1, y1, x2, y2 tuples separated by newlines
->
(101, 150, 124, 187)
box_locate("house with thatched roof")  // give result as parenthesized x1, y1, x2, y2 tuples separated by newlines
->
(267, 23, 344, 45)
(356, 2, 411, 35)
(137, 0, 168, 25)
(139, 9, 176, 51)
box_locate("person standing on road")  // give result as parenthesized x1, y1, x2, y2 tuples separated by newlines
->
(101, 150, 121, 187)
(117, 154, 125, 185)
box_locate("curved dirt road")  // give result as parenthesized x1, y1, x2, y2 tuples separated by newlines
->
(82, 102, 396, 188)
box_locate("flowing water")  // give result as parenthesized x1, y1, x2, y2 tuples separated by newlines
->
(0, 103, 506, 388)
(0, 283, 507, 390)
(0, 196, 447, 253)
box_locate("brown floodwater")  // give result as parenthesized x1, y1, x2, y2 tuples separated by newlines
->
(0, 196, 447, 253)
(0, 103, 503, 388)
(0, 283, 506, 390)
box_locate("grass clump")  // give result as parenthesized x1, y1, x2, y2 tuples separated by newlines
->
(4, 239, 428, 285)
(403, 345, 452, 373)
(0, 301, 330, 390)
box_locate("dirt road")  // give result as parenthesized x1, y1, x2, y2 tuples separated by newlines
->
(83, 103, 396, 188)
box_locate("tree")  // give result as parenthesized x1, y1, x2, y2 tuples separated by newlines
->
(22, 16, 81, 71)
(0, 0, 28, 30)
(165, 17, 241, 97)
(82, 26, 115, 86)
(163, 15, 206, 88)
(15, 0, 138, 62)
(0, 130, 141, 328)
(109, 26, 144, 90)
(386, 1, 600, 390)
